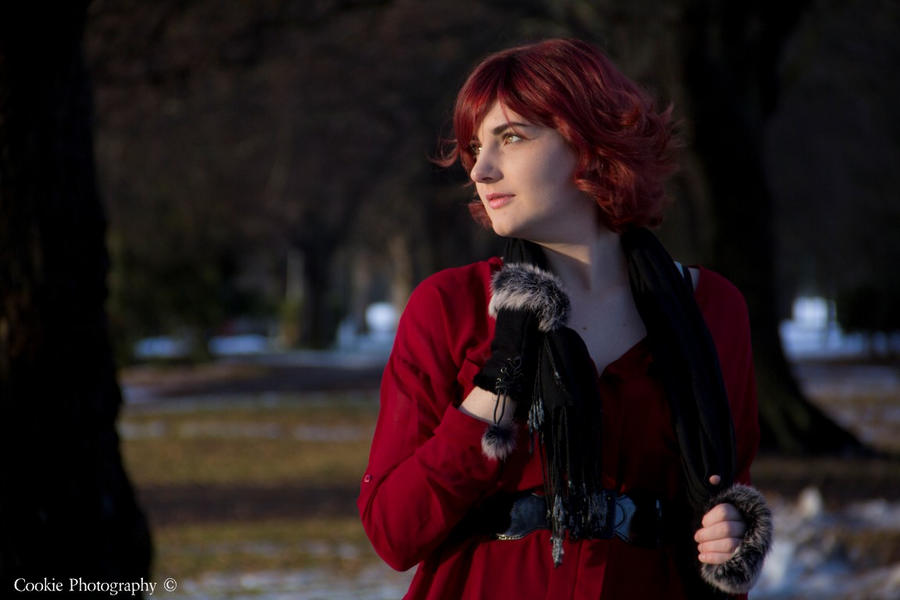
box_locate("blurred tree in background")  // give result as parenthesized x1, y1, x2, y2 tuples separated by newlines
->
(81, 0, 897, 451)
(766, 0, 900, 353)
(1, 1, 152, 588)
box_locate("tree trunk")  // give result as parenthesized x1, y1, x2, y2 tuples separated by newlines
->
(680, 1, 866, 454)
(0, 1, 153, 590)
(298, 239, 337, 349)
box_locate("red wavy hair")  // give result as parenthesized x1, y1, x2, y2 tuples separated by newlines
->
(440, 39, 679, 232)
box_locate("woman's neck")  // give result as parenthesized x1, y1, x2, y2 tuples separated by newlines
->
(539, 228, 626, 293)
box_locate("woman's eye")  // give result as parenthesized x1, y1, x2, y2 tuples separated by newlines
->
(469, 142, 482, 156)
(502, 132, 523, 144)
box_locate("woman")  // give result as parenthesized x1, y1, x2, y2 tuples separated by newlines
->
(359, 39, 771, 599)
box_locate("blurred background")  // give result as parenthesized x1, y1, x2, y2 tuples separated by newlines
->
(2, 0, 898, 598)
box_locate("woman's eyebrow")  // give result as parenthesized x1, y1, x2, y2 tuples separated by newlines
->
(490, 122, 532, 135)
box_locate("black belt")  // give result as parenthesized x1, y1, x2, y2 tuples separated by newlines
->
(485, 491, 672, 548)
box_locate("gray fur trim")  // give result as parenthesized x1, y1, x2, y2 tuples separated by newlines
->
(481, 423, 516, 460)
(489, 263, 570, 332)
(700, 483, 773, 595)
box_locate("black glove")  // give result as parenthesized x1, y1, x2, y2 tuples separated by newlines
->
(473, 261, 570, 407)
(473, 262, 570, 460)
(473, 306, 543, 407)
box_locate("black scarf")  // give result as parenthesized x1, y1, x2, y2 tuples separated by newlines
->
(500, 228, 736, 567)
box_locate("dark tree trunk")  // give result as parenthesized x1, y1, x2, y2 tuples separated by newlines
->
(297, 234, 345, 350)
(681, 1, 865, 454)
(299, 241, 335, 349)
(0, 1, 153, 591)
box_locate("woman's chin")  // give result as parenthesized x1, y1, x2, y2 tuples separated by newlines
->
(490, 220, 525, 239)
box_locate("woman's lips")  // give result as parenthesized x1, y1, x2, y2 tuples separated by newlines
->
(486, 193, 514, 209)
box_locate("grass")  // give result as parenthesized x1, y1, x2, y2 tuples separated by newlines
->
(121, 396, 378, 486)
(152, 517, 378, 580)
(120, 393, 385, 581)
(124, 435, 374, 486)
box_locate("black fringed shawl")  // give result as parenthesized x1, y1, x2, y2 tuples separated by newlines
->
(499, 228, 737, 568)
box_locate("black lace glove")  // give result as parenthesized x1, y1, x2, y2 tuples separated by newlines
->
(473, 263, 570, 460)
(473, 306, 543, 408)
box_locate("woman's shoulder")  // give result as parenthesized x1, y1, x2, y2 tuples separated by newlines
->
(397, 257, 501, 334)
(408, 257, 501, 309)
(695, 266, 749, 313)
(395, 258, 500, 363)
(693, 266, 752, 349)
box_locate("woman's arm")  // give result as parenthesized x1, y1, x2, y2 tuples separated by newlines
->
(358, 272, 506, 571)
(694, 271, 769, 594)
(695, 312, 760, 566)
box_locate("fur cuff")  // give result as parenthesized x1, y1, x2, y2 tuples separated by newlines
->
(489, 263, 570, 332)
(700, 483, 773, 595)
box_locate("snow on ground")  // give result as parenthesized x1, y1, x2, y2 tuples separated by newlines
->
(170, 565, 414, 600)
(754, 489, 900, 599)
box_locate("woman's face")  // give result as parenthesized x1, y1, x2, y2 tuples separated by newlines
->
(469, 102, 596, 243)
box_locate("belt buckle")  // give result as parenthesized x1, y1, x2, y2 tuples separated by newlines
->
(613, 495, 637, 542)
(584, 490, 616, 539)
(496, 494, 549, 540)
(614, 495, 663, 547)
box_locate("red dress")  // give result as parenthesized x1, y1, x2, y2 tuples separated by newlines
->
(358, 257, 759, 599)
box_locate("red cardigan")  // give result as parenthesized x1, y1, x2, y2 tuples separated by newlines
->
(358, 257, 759, 599)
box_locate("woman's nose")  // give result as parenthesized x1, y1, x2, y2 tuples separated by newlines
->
(470, 151, 501, 183)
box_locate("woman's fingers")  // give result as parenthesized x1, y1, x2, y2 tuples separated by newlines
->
(692, 490, 751, 563)
(698, 537, 741, 555)
(701, 502, 742, 527)
(695, 501, 746, 564)
(698, 548, 740, 564)
(694, 519, 746, 543)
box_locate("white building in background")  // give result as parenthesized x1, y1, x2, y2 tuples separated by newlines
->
(336, 302, 398, 355)
(779, 296, 900, 360)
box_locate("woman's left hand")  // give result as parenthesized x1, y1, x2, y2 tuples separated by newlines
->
(694, 502, 746, 564)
